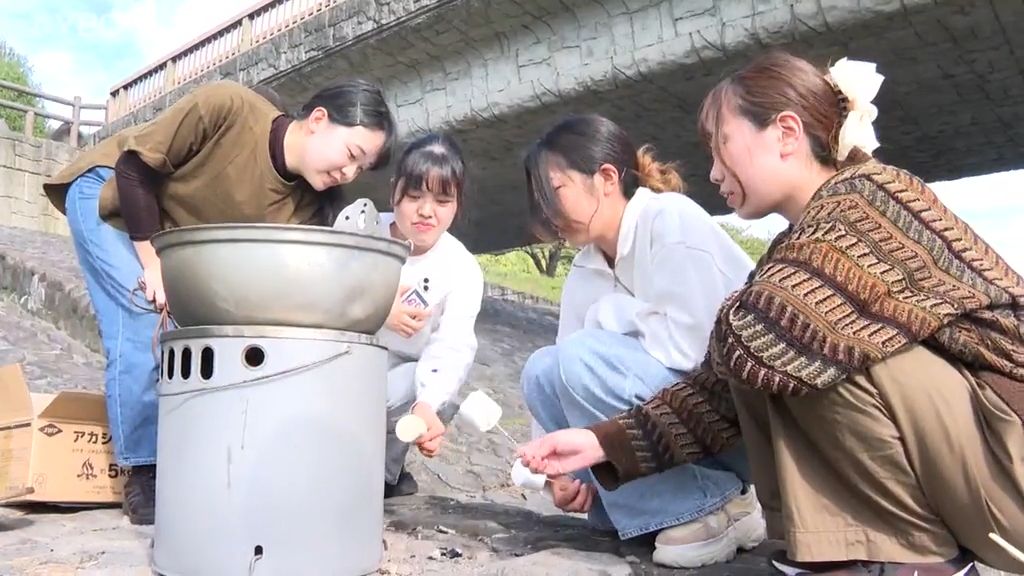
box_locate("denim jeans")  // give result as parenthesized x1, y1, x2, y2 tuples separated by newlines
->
(66, 167, 162, 467)
(522, 328, 749, 539)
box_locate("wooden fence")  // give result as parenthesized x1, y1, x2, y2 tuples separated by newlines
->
(107, 0, 336, 122)
(0, 80, 106, 147)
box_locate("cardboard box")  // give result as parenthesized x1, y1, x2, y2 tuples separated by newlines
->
(0, 363, 126, 505)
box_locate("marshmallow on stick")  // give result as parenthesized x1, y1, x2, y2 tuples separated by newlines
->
(395, 413, 428, 443)
(456, 390, 503, 433)
(511, 459, 552, 496)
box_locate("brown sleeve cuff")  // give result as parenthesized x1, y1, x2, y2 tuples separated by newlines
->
(587, 417, 641, 491)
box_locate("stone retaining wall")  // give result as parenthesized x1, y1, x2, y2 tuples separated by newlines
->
(0, 129, 76, 237)
(0, 226, 100, 354)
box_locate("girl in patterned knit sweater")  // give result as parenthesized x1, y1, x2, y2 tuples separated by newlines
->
(519, 51, 1024, 575)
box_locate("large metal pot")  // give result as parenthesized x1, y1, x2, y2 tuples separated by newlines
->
(151, 224, 409, 334)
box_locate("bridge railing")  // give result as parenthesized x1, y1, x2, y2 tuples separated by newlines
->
(0, 80, 106, 147)
(107, 0, 338, 122)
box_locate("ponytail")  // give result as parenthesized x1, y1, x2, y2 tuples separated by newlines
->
(524, 114, 687, 237)
(635, 144, 685, 193)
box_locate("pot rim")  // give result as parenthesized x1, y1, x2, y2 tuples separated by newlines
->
(151, 223, 410, 260)
(160, 324, 384, 346)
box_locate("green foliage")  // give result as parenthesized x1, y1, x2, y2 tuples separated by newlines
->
(477, 224, 773, 303)
(718, 222, 771, 263)
(478, 244, 575, 278)
(477, 245, 573, 303)
(0, 41, 47, 137)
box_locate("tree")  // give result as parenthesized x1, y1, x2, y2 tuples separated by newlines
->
(521, 240, 569, 277)
(0, 41, 47, 137)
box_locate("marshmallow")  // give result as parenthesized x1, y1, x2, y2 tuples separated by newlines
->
(456, 390, 503, 433)
(395, 413, 428, 443)
(511, 459, 548, 491)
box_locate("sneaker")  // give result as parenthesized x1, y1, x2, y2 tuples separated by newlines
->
(652, 487, 767, 568)
(770, 550, 979, 575)
(122, 464, 156, 526)
(384, 470, 418, 499)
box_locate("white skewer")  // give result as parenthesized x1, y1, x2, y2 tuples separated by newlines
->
(989, 532, 1024, 564)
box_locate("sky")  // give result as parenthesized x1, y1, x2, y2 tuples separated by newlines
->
(0, 0, 1018, 271)
(713, 171, 1023, 273)
(0, 0, 256, 125)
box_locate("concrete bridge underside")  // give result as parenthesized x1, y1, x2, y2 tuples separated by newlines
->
(107, 0, 1024, 252)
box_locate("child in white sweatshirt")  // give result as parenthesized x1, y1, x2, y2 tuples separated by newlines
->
(376, 132, 483, 498)
(520, 114, 763, 568)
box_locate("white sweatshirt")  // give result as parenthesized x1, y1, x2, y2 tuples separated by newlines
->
(375, 213, 484, 410)
(557, 188, 754, 372)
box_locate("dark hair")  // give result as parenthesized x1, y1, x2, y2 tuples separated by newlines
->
(698, 50, 872, 170)
(524, 114, 683, 240)
(49, 121, 85, 148)
(251, 84, 287, 113)
(299, 79, 396, 171)
(391, 132, 466, 217)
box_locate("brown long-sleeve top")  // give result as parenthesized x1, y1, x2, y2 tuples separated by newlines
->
(44, 81, 342, 238)
(113, 114, 298, 240)
(588, 161, 1024, 490)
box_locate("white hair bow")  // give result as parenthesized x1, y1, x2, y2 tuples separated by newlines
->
(828, 58, 885, 161)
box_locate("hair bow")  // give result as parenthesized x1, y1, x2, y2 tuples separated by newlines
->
(828, 58, 885, 161)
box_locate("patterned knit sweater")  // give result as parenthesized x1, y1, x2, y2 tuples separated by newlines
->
(588, 161, 1024, 488)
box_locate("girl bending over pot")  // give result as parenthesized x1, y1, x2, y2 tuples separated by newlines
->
(43, 80, 396, 525)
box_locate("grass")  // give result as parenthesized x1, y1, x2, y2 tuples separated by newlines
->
(476, 249, 568, 303)
(479, 266, 565, 303)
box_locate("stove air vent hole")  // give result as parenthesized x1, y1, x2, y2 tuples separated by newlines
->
(243, 345, 266, 369)
(180, 346, 193, 380)
(165, 348, 176, 381)
(199, 346, 215, 380)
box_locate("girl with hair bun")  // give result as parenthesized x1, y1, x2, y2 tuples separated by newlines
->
(519, 113, 763, 568)
(520, 51, 1024, 575)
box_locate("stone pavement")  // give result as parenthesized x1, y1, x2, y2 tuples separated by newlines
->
(0, 290, 781, 575)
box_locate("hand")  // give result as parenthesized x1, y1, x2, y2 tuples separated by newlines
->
(549, 475, 595, 514)
(141, 262, 167, 311)
(517, 428, 607, 477)
(411, 402, 445, 457)
(386, 285, 431, 338)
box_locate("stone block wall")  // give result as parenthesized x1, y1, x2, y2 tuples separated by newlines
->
(0, 129, 76, 237)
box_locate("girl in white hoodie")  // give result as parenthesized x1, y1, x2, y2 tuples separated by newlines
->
(520, 114, 764, 568)
(376, 133, 484, 498)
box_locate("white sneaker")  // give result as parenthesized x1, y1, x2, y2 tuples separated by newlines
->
(651, 488, 767, 568)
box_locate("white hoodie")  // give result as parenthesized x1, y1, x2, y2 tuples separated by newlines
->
(557, 188, 754, 372)
(375, 213, 484, 409)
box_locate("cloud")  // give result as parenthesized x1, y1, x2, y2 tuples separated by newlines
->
(0, 0, 253, 125)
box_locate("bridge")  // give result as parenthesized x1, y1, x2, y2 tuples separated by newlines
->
(99, 0, 1024, 252)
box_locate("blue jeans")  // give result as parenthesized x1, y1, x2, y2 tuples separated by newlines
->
(66, 167, 161, 467)
(522, 328, 748, 539)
